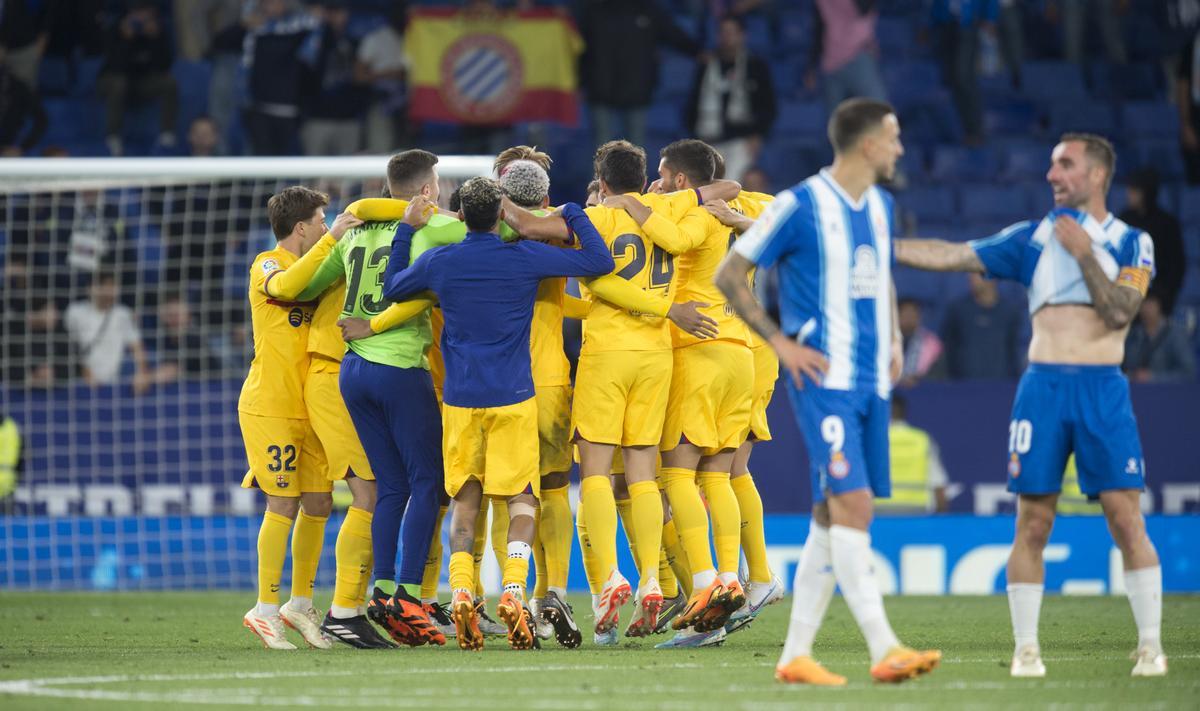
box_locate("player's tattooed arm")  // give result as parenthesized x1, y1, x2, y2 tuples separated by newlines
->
(717, 251, 828, 386)
(1055, 215, 1143, 330)
(893, 239, 985, 273)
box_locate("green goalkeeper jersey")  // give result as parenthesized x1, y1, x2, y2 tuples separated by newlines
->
(299, 213, 466, 369)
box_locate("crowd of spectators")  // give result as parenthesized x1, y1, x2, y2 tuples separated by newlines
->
(0, 0, 1196, 393)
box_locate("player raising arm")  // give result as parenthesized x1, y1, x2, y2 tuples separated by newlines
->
(383, 178, 614, 651)
(891, 134, 1166, 678)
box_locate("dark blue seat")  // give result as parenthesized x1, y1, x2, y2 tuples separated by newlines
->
(960, 184, 1030, 221)
(1021, 61, 1086, 103)
(1128, 140, 1186, 180)
(1179, 187, 1200, 225)
(999, 142, 1048, 181)
(898, 185, 956, 222)
(1121, 102, 1181, 139)
(778, 100, 825, 135)
(1183, 227, 1200, 266)
(930, 145, 998, 182)
(1048, 101, 1117, 137)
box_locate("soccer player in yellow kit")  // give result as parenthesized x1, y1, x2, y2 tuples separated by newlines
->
(504, 141, 737, 638)
(702, 161, 788, 634)
(239, 187, 357, 650)
(255, 194, 432, 649)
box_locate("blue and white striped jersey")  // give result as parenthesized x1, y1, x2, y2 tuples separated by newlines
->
(734, 169, 895, 398)
(969, 208, 1155, 315)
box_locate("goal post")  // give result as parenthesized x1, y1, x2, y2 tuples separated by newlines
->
(0, 155, 493, 590)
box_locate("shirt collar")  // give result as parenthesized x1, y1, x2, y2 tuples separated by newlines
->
(463, 230, 502, 243)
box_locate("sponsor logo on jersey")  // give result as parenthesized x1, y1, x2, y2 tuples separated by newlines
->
(829, 451, 850, 479)
(850, 244, 879, 299)
(261, 258, 279, 275)
(288, 308, 305, 327)
(1008, 453, 1021, 478)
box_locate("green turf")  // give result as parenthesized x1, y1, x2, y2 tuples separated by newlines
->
(0, 593, 1195, 709)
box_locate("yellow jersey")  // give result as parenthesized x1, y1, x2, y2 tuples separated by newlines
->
(238, 247, 314, 419)
(579, 195, 706, 354)
(728, 191, 773, 348)
(531, 276, 571, 387)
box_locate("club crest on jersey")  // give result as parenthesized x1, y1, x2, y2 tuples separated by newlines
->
(440, 35, 522, 123)
(276, 474, 289, 489)
(1008, 453, 1021, 478)
(288, 308, 305, 328)
(1125, 458, 1139, 475)
(829, 451, 850, 479)
(850, 244, 879, 299)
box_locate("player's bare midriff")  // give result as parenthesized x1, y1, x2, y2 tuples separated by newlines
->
(1028, 304, 1126, 365)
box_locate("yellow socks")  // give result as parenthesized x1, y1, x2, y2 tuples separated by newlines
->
(257, 510, 293, 605)
(449, 551, 475, 593)
(290, 510, 327, 600)
(660, 466, 715, 576)
(579, 476, 618, 581)
(698, 471, 741, 575)
(332, 507, 372, 609)
(490, 499, 510, 571)
(661, 517, 691, 597)
(539, 485, 572, 592)
(616, 495, 638, 574)
(532, 508, 548, 599)
(473, 501, 489, 598)
(421, 505, 449, 600)
(731, 474, 772, 583)
(628, 480, 664, 585)
(576, 495, 603, 594)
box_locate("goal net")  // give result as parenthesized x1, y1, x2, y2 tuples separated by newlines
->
(0, 155, 493, 590)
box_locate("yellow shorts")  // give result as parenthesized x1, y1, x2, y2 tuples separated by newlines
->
(305, 358, 374, 482)
(443, 397, 539, 499)
(573, 349, 672, 447)
(536, 385, 573, 476)
(749, 343, 779, 442)
(661, 341, 754, 455)
(239, 412, 331, 496)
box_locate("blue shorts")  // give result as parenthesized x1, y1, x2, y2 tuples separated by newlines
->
(786, 380, 891, 504)
(1007, 364, 1145, 496)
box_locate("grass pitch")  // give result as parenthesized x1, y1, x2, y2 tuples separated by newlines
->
(0, 593, 1196, 710)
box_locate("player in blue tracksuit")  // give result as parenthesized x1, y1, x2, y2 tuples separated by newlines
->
(382, 177, 614, 650)
(893, 133, 1167, 678)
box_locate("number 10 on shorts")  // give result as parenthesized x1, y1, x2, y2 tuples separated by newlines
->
(1008, 419, 1032, 454)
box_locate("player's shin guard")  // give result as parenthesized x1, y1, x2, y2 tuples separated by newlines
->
(540, 485, 573, 592)
(661, 518, 692, 597)
(661, 467, 715, 576)
(257, 511, 293, 606)
(829, 525, 900, 664)
(421, 505, 449, 601)
(290, 511, 328, 601)
(731, 473, 771, 583)
(579, 476, 619, 579)
(629, 481, 664, 584)
(698, 471, 740, 576)
(576, 500, 604, 595)
(333, 507, 373, 611)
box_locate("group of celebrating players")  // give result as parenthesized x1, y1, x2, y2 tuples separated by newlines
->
(236, 97, 1169, 685)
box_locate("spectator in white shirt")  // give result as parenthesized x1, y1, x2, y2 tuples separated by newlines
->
(64, 273, 152, 394)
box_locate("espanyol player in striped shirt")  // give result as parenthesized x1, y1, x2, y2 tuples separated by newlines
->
(892, 133, 1167, 679)
(716, 98, 941, 686)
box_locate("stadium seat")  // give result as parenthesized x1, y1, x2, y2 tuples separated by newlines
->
(1086, 62, 1163, 101)
(876, 18, 915, 58)
(644, 101, 684, 141)
(1020, 61, 1086, 104)
(1179, 187, 1200, 225)
(658, 55, 695, 100)
(1121, 102, 1181, 139)
(998, 142, 1048, 181)
(778, 100, 825, 135)
(960, 184, 1030, 221)
(893, 266, 948, 304)
(983, 101, 1038, 137)
(1183, 227, 1200, 266)
(883, 61, 941, 99)
(929, 145, 997, 182)
(1128, 140, 1186, 180)
(897, 185, 956, 223)
(1180, 266, 1200, 306)
(1048, 101, 1118, 138)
